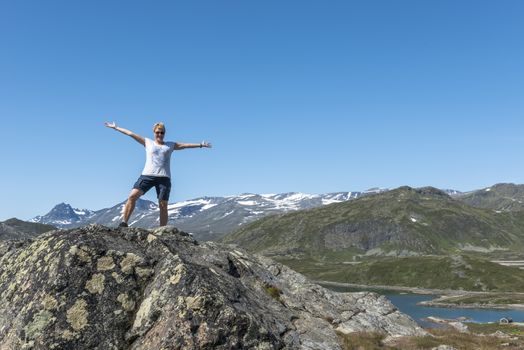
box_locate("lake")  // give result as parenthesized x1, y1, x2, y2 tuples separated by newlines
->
(324, 284, 524, 328)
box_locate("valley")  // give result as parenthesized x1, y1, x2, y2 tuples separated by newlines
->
(220, 184, 524, 313)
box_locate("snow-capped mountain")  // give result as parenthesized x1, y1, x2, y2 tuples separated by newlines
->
(31, 203, 95, 227)
(31, 191, 385, 241)
(31, 199, 157, 227)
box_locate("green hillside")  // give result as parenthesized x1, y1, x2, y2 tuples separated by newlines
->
(0, 218, 56, 240)
(282, 255, 524, 292)
(222, 186, 524, 260)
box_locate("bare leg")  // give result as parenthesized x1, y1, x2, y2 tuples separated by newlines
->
(123, 189, 142, 224)
(159, 200, 169, 226)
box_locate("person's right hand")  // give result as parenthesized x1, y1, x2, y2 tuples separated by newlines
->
(104, 121, 117, 129)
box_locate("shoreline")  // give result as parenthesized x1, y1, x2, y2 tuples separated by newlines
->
(417, 300, 524, 310)
(316, 280, 481, 296)
(317, 280, 524, 310)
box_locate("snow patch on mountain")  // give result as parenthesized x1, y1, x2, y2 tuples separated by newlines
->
(238, 201, 257, 206)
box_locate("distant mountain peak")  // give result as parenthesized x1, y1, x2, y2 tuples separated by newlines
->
(52, 202, 73, 209)
(31, 202, 95, 226)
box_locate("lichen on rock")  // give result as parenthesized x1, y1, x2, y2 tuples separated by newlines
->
(42, 294, 58, 310)
(131, 290, 160, 333)
(85, 273, 105, 294)
(169, 263, 186, 285)
(24, 310, 55, 340)
(66, 299, 89, 331)
(120, 252, 143, 275)
(68, 245, 92, 263)
(117, 293, 136, 312)
(97, 256, 115, 271)
(111, 271, 124, 284)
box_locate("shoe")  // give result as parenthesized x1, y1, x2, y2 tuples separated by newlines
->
(118, 222, 128, 228)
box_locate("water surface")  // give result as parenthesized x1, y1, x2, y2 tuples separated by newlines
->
(324, 284, 524, 328)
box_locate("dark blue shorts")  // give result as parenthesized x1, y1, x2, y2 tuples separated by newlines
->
(133, 175, 171, 201)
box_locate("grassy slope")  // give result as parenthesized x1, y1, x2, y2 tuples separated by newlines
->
(339, 326, 524, 350)
(279, 255, 524, 292)
(0, 218, 56, 240)
(431, 293, 524, 306)
(2, 218, 56, 234)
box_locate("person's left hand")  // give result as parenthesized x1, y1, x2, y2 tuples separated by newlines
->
(104, 121, 117, 129)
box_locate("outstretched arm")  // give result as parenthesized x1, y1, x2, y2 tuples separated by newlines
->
(104, 122, 145, 146)
(174, 141, 212, 150)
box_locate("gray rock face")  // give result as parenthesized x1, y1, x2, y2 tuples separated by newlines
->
(0, 225, 425, 349)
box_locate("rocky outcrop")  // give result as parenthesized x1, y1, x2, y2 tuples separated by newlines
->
(0, 225, 425, 349)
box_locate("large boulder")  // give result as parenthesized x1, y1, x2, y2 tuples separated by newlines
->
(0, 225, 425, 349)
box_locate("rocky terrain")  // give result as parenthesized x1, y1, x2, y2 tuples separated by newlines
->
(0, 225, 425, 349)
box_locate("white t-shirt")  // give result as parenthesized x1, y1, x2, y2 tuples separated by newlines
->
(141, 138, 176, 178)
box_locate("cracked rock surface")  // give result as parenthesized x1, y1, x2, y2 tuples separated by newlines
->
(0, 225, 425, 349)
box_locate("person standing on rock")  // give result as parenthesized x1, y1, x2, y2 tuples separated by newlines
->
(104, 122, 212, 227)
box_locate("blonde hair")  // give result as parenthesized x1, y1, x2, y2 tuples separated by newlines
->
(153, 122, 166, 132)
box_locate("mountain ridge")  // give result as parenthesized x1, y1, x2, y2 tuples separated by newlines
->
(221, 185, 524, 259)
(29, 183, 524, 243)
(30, 190, 387, 240)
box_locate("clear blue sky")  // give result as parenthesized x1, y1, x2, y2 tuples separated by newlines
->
(1, 0, 523, 221)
